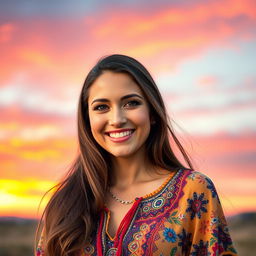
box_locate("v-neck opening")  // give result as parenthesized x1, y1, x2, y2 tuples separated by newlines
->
(104, 169, 180, 241)
(105, 199, 139, 241)
(105, 210, 115, 241)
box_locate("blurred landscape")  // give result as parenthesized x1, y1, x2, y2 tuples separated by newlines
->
(0, 217, 37, 256)
(0, 212, 255, 256)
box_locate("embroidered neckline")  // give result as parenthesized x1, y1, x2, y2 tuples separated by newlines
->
(141, 169, 179, 200)
(101, 168, 189, 255)
(104, 169, 182, 241)
(105, 169, 179, 207)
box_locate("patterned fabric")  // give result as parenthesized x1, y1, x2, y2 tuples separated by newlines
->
(37, 169, 238, 256)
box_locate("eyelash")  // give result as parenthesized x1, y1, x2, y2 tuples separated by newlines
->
(124, 100, 141, 108)
(93, 104, 108, 111)
(93, 100, 142, 111)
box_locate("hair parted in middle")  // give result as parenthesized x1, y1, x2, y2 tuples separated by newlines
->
(78, 54, 193, 201)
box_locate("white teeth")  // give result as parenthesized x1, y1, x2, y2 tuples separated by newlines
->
(109, 130, 132, 138)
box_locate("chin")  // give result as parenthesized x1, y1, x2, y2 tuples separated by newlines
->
(109, 149, 135, 158)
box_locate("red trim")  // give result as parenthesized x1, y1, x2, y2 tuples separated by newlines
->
(97, 198, 143, 255)
(96, 211, 105, 256)
(115, 197, 143, 256)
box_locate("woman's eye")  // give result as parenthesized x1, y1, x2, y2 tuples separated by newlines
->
(93, 104, 108, 111)
(124, 100, 141, 108)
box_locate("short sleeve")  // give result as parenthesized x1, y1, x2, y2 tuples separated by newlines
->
(184, 171, 238, 256)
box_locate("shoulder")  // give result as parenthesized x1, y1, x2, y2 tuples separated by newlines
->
(187, 170, 214, 184)
(181, 169, 220, 200)
(183, 170, 215, 187)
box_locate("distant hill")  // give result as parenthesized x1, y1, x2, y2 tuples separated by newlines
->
(228, 211, 256, 227)
(0, 217, 38, 256)
(227, 212, 256, 256)
(0, 212, 255, 256)
(0, 216, 37, 224)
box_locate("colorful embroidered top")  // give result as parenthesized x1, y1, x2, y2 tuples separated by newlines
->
(37, 169, 238, 256)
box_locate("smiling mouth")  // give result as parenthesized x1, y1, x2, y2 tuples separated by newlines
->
(106, 129, 135, 138)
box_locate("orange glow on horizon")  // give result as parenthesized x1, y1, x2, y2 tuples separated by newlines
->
(0, 179, 54, 219)
(0, 177, 255, 219)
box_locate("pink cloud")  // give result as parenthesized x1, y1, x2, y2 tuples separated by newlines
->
(0, 23, 15, 43)
(92, 0, 256, 39)
(0, 136, 77, 180)
(162, 75, 256, 119)
(174, 99, 256, 119)
(184, 132, 256, 176)
(198, 76, 218, 87)
(1, 0, 256, 88)
(0, 106, 75, 126)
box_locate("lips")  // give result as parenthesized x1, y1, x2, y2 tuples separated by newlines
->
(105, 129, 135, 142)
(109, 130, 133, 138)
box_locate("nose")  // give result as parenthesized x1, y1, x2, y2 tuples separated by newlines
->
(108, 107, 127, 127)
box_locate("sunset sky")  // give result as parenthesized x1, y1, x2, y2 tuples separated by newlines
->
(0, 0, 256, 218)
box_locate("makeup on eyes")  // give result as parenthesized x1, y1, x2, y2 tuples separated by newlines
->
(91, 93, 143, 105)
(92, 97, 143, 112)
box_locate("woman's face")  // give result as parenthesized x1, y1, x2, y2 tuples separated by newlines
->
(87, 71, 151, 158)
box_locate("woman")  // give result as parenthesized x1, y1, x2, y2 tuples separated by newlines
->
(36, 54, 237, 255)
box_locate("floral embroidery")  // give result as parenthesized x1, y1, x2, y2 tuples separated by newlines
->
(37, 170, 237, 256)
(212, 242, 225, 256)
(106, 248, 117, 256)
(178, 228, 192, 255)
(196, 175, 206, 184)
(199, 220, 210, 234)
(191, 240, 210, 256)
(210, 217, 219, 226)
(36, 236, 44, 256)
(187, 172, 197, 180)
(186, 192, 209, 220)
(84, 244, 95, 255)
(168, 211, 182, 225)
(205, 177, 219, 201)
(170, 247, 177, 256)
(178, 213, 186, 220)
(212, 225, 233, 250)
(36, 248, 43, 256)
(163, 228, 177, 243)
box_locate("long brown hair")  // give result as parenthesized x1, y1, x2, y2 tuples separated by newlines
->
(36, 54, 193, 255)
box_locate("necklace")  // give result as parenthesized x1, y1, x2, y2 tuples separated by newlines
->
(109, 189, 135, 205)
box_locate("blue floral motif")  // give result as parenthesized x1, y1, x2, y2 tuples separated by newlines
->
(163, 228, 177, 243)
(191, 240, 210, 256)
(177, 228, 192, 255)
(205, 177, 220, 202)
(186, 192, 209, 220)
(212, 225, 233, 250)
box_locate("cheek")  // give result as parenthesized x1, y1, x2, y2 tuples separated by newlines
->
(132, 110, 151, 128)
(89, 114, 105, 135)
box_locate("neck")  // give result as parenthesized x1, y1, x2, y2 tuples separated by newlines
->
(110, 152, 153, 189)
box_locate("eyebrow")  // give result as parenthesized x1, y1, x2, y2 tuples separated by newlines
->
(91, 93, 143, 105)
